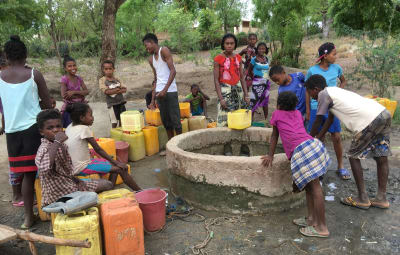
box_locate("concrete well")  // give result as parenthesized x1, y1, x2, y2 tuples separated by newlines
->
(166, 127, 305, 215)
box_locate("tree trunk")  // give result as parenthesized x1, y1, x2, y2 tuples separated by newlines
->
(322, 13, 332, 38)
(47, 0, 63, 74)
(90, 0, 126, 101)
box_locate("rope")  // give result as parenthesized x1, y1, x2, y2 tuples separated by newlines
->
(191, 216, 245, 255)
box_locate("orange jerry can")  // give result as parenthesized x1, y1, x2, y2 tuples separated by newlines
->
(101, 198, 144, 255)
(35, 178, 51, 221)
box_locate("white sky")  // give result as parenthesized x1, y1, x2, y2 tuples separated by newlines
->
(241, 0, 255, 20)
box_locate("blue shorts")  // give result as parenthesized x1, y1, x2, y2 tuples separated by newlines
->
(192, 106, 204, 116)
(307, 109, 341, 133)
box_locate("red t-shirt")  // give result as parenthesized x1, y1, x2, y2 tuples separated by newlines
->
(214, 54, 242, 85)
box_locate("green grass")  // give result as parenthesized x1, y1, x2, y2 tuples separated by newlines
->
(393, 104, 400, 125)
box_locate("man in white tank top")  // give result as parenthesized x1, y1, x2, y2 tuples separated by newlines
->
(306, 74, 392, 210)
(142, 33, 182, 146)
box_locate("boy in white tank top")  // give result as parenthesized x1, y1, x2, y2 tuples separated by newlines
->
(306, 74, 391, 210)
(142, 33, 182, 149)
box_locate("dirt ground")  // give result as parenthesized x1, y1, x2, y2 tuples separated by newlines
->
(1, 36, 400, 254)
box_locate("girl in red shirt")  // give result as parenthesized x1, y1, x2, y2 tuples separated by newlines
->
(213, 33, 249, 127)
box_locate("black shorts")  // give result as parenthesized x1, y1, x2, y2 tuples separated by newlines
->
(6, 123, 41, 173)
(157, 92, 182, 132)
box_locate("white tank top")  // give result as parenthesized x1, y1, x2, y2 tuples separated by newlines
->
(153, 47, 177, 93)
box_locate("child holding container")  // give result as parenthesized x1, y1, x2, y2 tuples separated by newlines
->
(262, 91, 330, 238)
(99, 60, 127, 128)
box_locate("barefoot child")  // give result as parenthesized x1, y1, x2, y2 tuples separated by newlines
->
(99, 60, 127, 128)
(306, 74, 392, 209)
(247, 42, 270, 119)
(35, 110, 113, 207)
(65, 103, 141, 191)
(269, 65, 306, 115)
(184, 84, 209, 117)
(143, 33, 182, 140)
(60, 55, 89, 128)
(262, 91, 330, 238)
(305, 42, 350, 180)
(214, 33, 250, 127)
(0, 35, 52, 228)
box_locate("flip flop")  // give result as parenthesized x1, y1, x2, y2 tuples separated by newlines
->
(370, 199, 390, 209)
(340, 196, 371, 210)
(337, 168, 351, 180)
(293, 217, 308, 227)
(299, 226, 329, 238)
(12, 201, 24, 207)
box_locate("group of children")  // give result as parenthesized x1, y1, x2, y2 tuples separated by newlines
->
(214, 33, 391, 238)
(0, 33, 392, 240)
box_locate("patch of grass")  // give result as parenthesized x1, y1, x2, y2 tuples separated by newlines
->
(393, 104, 400, 125)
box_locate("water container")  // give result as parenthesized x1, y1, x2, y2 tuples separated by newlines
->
(122, 131, 146, 162)
(181, 118, 189, 133)
(377, 98, 398, 118)
(158, 126, 169, 150)
(142, 126, 160, 156)
(121, 111, 144, 132)
(228, 109, 252, 130)
(145, 109, 162, 126)
(101, 198, 144, 255)
(53, 207, 102, 255)
(207, 122, 217, 128)
(35, 178, 51, 221)
(135, 188, 167, 232)
(98, 188, 135, 206)
(179, 102, 191, 118)
(110, 128, 123, 141)
(91, 138, 116, 160)
(115, 141, 129, 163)
(76, 174, 100, 181)
(189, 116, 207, 131)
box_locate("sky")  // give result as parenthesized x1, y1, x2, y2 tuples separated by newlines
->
(241, 0, 255, 20)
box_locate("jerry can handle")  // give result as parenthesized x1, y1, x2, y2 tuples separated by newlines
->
(69, 210, 87, 217)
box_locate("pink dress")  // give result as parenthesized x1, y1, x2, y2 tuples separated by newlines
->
(60, 75, 87, 127)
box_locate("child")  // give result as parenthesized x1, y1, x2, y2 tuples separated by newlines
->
(213, 33, 250, 127)
(99, 60, 127, 128)
(143, 33, 182, 141)
(184, 84, 209, 117)
(239, 33, 257, 88)
(35, 109, 113, 207)
(64, 103, 141, 191)
(247, 42, 270, 119)
(269, 65, 306, 115)
(305, 42, 350, 180)
(306, 74, 392, 210)
(60, 55, 89, 128)
(0, 35, 52, 228)
(262, 91, 330, 238)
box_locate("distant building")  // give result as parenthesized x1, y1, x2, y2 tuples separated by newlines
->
(234, 19, 259, 34)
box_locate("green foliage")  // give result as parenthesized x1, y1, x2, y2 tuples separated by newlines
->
(236, 32, 248, 46)
(209, 46, 222, 66)
(329, 0, 400, 35)
(116, 0, 160, 58)
(215, 0, 243, 33)
(393, 105, 400, 125)
(198, 8, 223, 50)
(253, 0, 308, 67)
(156, 4, 200, 54)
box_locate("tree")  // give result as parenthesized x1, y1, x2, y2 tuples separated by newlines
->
(198, 8, 223, 50)
(116, 0, 161, 57)
(215, 0, 243, 33)
(156, 4, 200, 54)
(0, 0, 44, 43)
(99, 0, 126, 71)
(329, 0, 400, 35)
(253, 0, 308, 67)
(307, 0, 332, 38)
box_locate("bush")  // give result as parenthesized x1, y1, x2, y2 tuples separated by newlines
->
(75, 34, 102, 57)
(28, 39, 51, 58)
(198, 8, 223, 50)
(236, 32, 247, 46)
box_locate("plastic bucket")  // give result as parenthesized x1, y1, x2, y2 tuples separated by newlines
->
(115, 141, 129, 163)
(135, 188, 167, 232)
